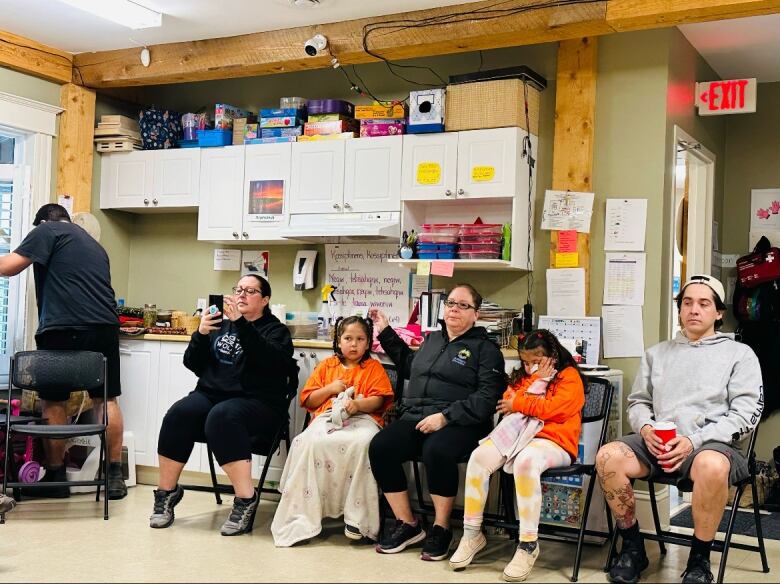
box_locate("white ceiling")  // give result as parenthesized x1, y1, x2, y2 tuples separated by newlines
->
(2, 1, 780, 82)
(0, 0, 484, 53)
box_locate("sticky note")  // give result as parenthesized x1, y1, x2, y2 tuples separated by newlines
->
(431, 261, 455, 277)
(555, 252, 579, 268)
(416, 261, 431, 276)
(558, 229, 578, 253)
(416, 162, 441, 185)
(471, 165, 495, 182)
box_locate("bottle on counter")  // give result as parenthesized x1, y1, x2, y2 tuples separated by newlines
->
(143, 304, 158, 329)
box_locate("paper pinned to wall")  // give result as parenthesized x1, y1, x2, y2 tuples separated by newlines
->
(604, 198, 648, 251)
(602, 305, 644, 358)
(546, 268, 586, 317)
(325, 244, 410, 326)
(603, 252, 646, 305)
(214, 249, 241, 271)
(541, 190, 594, 233)
(241, 250, 269, 277)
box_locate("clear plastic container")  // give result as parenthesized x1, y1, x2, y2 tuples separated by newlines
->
(458, 250, 502, 259)
(280, 97, 307, 110)
(421, 223, 462, 236)
(458, 243, 502, 253)
(418, 233, 459, 244)
(458, 234, 503, 243)
(459, 223, 502, 236)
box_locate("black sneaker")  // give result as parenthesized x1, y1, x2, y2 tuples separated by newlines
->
(23, 465, 69, 499)
(608, 537, 649, 584)
(421, 524, 453, 561)
(149, 485, 184, 529)
(220, 491, 260, 536)
(344, 524, 363, 540)
(681, 555, 714, 583)
(375, 520, 426, 554)
(107, 463, 127, 500)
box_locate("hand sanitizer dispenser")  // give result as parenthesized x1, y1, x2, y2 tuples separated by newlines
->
(293, 250, 317, 291)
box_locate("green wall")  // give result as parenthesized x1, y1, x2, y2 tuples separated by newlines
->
(112, 43, 559, 314)
(721, 81, 780, 462)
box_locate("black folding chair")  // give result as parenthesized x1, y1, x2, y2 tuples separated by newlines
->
(484, 376, 614, 582)
(603, 425, 770, 583)
(181, 362, 299, 531)
(2, 350, 110, 520)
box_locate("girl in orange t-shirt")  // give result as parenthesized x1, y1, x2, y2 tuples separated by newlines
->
(271, 316, 394, 547)
(450, 329, 585, 581)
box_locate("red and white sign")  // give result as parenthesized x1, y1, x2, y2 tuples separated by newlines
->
(695, 78, 756, 116)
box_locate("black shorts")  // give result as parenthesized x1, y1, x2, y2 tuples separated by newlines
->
(34, 326, 121, 401)
(618, 433, 749, 490)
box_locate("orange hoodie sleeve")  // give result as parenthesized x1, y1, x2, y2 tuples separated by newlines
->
(299, 358, 330, 410)
(511, 367, 584, 423)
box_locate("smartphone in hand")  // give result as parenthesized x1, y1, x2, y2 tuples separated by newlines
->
(208, 294, 223, 316)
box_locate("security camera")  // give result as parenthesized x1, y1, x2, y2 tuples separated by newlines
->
(304, 34, 328, 56)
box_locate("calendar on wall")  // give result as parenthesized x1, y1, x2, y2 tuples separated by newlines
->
(537, 315, 601, 365)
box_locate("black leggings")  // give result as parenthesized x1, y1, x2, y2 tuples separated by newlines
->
(369, 418, 490, 497)
(157, 391, 283, 466)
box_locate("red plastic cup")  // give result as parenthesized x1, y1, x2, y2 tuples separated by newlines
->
(654, 421, 677, 468)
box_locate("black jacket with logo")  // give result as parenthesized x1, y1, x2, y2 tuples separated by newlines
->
(184, 313, 296, 413)
(378, 323, 506, 426)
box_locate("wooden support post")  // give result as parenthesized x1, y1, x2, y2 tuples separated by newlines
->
(550, 37, 597, 312)
(56, 83, 96, 214)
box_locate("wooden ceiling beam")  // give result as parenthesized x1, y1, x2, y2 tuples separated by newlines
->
(0, 29, 73, 84)
(68, 0, 780, 88)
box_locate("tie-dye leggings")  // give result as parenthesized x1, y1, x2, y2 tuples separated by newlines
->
(463, 438, 570, 542)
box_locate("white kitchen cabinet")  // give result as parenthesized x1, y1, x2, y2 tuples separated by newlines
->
(343, 136, 402, 212)
(117, 340, 159, 467)
(401, 128, 530, 201)
(197, 144, 292, 243)
(289, 140, 345, 214)
(158, 342, 202, 472)
(400, 132, 458, 200)
(100, 148, 200, 211)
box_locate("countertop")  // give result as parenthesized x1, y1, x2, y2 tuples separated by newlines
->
(123, 333, 519, 360)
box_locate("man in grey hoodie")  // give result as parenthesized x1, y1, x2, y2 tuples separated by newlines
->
(596, 274, 763, 584)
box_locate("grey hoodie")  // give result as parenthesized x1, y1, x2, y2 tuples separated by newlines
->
(627, 331, 764, 449)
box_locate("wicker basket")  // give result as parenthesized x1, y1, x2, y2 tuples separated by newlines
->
(183, 315, 201, 335)
(445, 79, 540, 134)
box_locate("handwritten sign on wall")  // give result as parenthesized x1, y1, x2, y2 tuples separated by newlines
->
(325, 244, 410, 326)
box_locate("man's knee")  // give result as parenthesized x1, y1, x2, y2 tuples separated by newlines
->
(596, 442, 625, 474)
(690, 450, 730, 486)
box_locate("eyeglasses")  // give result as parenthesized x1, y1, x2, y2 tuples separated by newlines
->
(444, 299, 477, 311)
(232, 287, 262, 296)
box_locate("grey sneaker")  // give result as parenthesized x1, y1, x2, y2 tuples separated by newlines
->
(220, 491, 259, 536)
(0, 494, 16, 514)
(149, 485, 184, 529)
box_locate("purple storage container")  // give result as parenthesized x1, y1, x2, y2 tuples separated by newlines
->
(307, 99, 354, 117)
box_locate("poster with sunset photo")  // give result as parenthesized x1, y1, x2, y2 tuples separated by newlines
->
(248, 179, 284, 218)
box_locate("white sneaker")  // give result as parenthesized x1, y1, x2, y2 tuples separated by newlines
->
(448, 532, 487, 570)
(502, 543, 539, 582)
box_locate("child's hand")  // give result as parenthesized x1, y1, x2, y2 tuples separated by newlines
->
(329, 379, 347, 395)
(496, 396, 515, 415)
(344, 399, 360, 415)
(536, 356, 557, 379)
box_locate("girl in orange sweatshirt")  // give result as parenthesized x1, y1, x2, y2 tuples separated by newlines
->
(450, 329, 585, 582)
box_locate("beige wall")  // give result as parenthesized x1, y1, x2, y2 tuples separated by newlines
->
(721, 81, 780, 462)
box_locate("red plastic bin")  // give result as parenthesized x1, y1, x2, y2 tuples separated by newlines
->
(459, 223, 502, 236)
(421, 223, 462, 236)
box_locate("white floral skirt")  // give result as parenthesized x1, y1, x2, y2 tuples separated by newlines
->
(271, 413, 381, 547)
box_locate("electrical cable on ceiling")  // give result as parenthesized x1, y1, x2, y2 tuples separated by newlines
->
(521, 79, 536, 326)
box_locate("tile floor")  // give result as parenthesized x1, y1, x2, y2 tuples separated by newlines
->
(1, 485, 778, 583)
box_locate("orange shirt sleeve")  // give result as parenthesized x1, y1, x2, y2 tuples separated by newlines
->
(300, 358, 332, 412)
(356, 359, 395, 414)
(511, 367, 585, 423)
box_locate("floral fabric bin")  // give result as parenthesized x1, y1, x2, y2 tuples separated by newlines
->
(139, 108, 183, 149)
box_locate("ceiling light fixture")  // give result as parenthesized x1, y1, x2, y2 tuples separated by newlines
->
(291, 0, 322, 7)
(58, 0, 163, 30)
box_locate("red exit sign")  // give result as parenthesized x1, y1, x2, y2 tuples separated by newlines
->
(695, 78, 756, 116)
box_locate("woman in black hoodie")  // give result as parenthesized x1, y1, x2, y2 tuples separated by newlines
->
(149, 274, 295, 536)
(368, 283, 506, 562)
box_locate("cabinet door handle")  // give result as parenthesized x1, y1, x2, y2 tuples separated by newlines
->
(119, 348, 132, 356)
(309, 352, 317, 359)
(143, 198, 149, 205)
(242, 232, 248, 238)
(232, 231, 239, 238)
(152, 198, 159, 205)
(299, 352, 306, 358)
(343, 202, 352, 210)
(457, 188, 465, 196)
(445, 189, 453, 197)
(332, 203, 341, 210)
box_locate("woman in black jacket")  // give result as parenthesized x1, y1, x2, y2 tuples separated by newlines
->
(149, 274, 295, 536)
(368, 283, 505, 561)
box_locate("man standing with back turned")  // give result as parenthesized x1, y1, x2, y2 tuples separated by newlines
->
(0, 203, 127, 500)
(596, 274, 763, 584)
